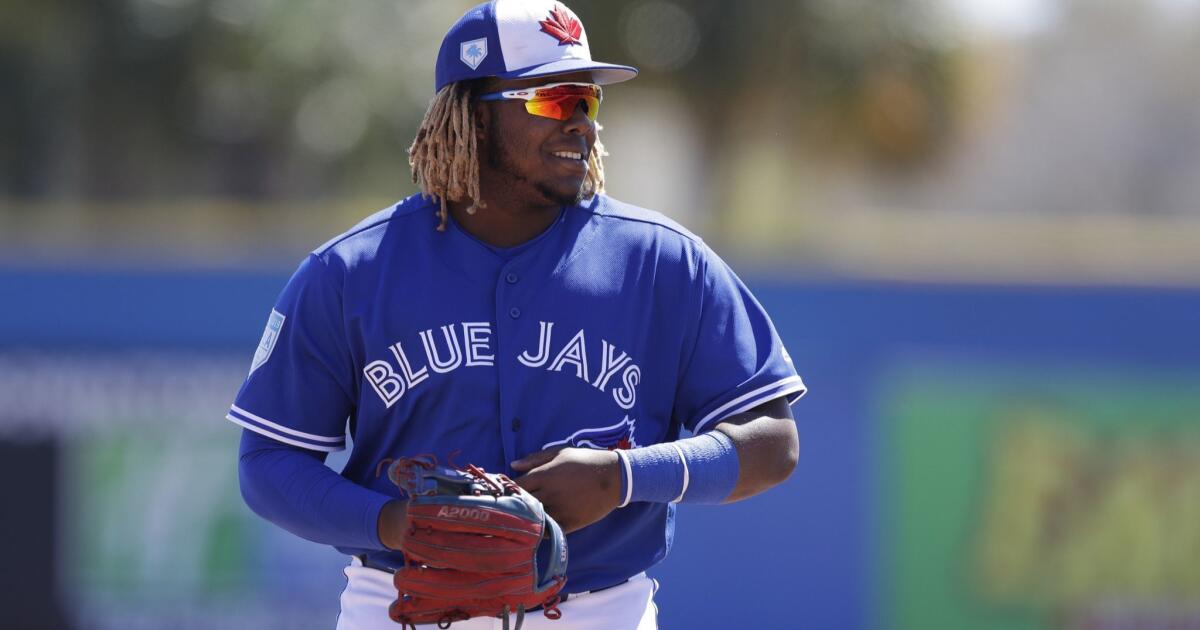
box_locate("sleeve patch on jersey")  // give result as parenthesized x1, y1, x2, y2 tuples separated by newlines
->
(249, 309, 285, 375)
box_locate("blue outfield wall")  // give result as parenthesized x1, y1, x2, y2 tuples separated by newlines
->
(2, 267, 1199, 629)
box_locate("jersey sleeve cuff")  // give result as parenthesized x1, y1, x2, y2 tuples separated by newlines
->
(691, 375, 807, 434)
(362, 490, 393, 551)
(226, 404, 346, 452)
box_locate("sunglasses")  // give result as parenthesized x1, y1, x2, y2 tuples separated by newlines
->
(477, 82, 603, 121)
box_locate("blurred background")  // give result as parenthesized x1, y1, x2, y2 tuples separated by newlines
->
(2, 0, 1199, 628)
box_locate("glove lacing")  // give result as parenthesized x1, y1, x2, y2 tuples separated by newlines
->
(376, 453, 439, 494)
(380, 455, 566, 629)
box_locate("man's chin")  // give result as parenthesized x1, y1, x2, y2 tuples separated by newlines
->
(536, 181, 586, 207)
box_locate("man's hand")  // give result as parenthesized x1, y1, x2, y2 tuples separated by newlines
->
(377, 500, 409, 550)
(511, 447, 623, 533)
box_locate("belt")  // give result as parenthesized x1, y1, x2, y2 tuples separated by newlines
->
(532, 578, 629, 609)
(355, 555, 629, 604)
(357, 555, 398, 573)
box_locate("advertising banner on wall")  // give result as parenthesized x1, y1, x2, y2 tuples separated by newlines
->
(882, 360, 1200, 630)
(0, 352, 349, 629)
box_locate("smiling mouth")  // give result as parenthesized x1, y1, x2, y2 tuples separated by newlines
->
(551, 151, 585, 161)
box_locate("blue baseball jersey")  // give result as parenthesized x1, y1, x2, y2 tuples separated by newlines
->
(227, 193, 805, 592)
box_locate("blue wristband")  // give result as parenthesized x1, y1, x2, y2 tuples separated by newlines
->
(617, 430, 740, 506)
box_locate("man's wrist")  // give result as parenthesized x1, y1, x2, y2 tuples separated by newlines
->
(603, 449, 625, 509)
(618, 431, 740, 506)
(377, 500, 408, 550)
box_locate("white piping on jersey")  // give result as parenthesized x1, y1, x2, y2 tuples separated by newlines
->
(229, 404, 345, 443)
(692, 376, 806, 435)
(226, 414, 345, 453)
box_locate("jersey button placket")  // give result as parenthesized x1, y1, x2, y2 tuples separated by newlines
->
(502, 267, 521, 319)
(496, 262, 526, 471)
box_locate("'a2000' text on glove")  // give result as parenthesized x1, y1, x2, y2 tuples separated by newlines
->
(381, 457, 568, 630)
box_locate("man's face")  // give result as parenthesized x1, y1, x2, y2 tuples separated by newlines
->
(477, 71, 598, 208)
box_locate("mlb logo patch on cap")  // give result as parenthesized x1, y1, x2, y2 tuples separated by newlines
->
(434, 0, 638, 93)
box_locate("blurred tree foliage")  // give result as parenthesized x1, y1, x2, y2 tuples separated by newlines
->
(584, 0, 958, 160)
(0, 0, 959, 202)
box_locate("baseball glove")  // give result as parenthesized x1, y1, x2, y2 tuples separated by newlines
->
(379, 455, 568, 630)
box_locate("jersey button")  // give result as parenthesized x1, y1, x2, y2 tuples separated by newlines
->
(512, 418, 521, 432)
(509, 307, 521, 319)
(506, 272, 519, 284)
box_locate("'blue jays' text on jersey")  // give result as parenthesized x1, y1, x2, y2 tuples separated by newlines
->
(227, 193, 805, 592)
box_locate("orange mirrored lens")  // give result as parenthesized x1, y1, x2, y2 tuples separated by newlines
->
(524, 95, 601, 121)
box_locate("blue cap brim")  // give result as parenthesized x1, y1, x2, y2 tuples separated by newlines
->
(499, 59, 639, 85)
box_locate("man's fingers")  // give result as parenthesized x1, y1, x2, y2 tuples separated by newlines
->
(510, 446, 564, 471)
(515, 472, 542, 492)
(540, 502, 572, 531)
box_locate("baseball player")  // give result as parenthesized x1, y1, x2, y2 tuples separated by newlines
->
(229, 1, 805, 628)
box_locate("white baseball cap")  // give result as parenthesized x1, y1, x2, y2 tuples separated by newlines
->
(434, 0, 638, 92)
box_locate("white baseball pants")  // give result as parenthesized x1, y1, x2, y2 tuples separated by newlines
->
(335, 556, 659, 630)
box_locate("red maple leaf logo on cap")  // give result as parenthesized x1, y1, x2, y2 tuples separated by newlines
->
(539, 4, 583, 46)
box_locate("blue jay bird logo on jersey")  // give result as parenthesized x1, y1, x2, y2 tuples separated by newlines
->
(542, 415, 639, 450)
(460, 38, 487, 70)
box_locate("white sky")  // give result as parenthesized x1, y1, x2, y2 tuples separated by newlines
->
(948, 0, 1058, 36)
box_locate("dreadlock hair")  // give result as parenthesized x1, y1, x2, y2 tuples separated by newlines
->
(408, 80, 609, 231)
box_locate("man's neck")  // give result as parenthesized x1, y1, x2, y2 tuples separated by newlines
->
(447, 198, 563, 248)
